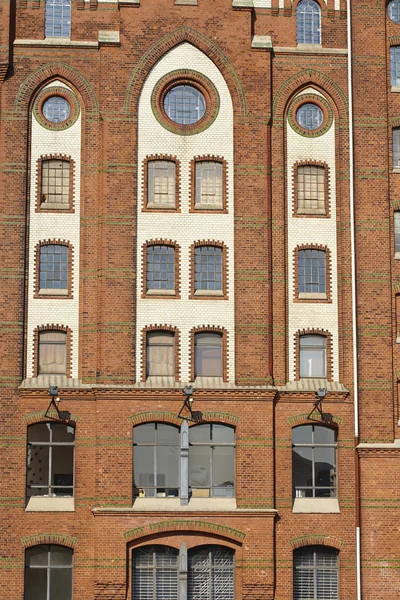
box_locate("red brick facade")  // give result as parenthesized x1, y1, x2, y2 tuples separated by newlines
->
(0, 0, 398, 599)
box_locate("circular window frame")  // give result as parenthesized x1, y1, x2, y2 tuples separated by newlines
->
(33, 86, 80, 131)
(151, 70, 220, 136)
(288, 93, 333, 138)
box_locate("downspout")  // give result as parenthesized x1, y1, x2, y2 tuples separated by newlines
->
(346, 0, 361, 598)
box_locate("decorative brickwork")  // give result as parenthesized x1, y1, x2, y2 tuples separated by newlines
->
(293, 244, 332, 303)
(21, 533, 78, 549)
(289, 534, 344, 550)
(35, 154, 75, 213)
(151, 69, 220, 136)
(141, 154, 181, 212)
(294, 328, 334, 381)
(33, 86, 80, 131)
(287, 93, 334, 138)
(123, 520, 246, 543)
(130, 411, 182, 426)
(24, 411, 79, 425)
(189, 155, 228, 213)
(32, 324, 73, 378)
(288, 412, 342, 426)
(292, 160, 331, 218)
(189, 240, 228, 300)
(140, 325, 181, 382)
(189, 325, 228, 382)
(141, 240, 181, 299)
(33, 239, 74, 299)
(195, 411, 240, 425)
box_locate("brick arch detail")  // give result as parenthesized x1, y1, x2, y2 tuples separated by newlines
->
(21, 533, 78, 549)
(288, 412, 342, 427)
(272, 69, 348, 121)
(24, 411, 79, 426)
(124, 27, 246, 116)
(192, 411, 240, 426)
(189, 325, 229, 382)
(290, 534, 344, 550)
(130, 411, 182, 427)
(14, 62, 98, 116)
(123, 521, 246, 543)
(294, 328, 333, 381)
(141, 325, 181, 382)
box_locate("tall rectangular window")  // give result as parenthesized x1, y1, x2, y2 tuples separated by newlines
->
(195, 162, 223, 208)
(146, 331, 174, 377)
(296, 0, 321, 45)
(393, 129, 400, 169)
(391, 46, 400, 86)
(299, 335, 326, 378)
(395, 212, 400, 254)
(25, 545, 73, 600)
(45, 0, 71, 38)
(38, 331, 67, 375)
(297, 165, 325, 213)
(194, 246, 223, 293)
(147, 161, 176, 207)
(41, 160, 70, 209)
(194, 333, 222, 378)
(146, 245, 175, 292)
(294, 547, 338, 600)
(39, 245, 68, 291)
(298, 249, 326, 295)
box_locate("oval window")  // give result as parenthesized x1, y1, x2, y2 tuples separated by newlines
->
(163, 85, 206, 125)
(42, 97, 71, 124)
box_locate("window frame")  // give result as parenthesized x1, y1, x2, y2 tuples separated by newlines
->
(394, 211, 400, 257)
(296, 0, 322, 45)
(25, 544, 73, 600)
(45, 0, 71, 38)
(393, 127, 400, 170)
(293, 545, 339, 600)
(38, 330, 68, 376)
(190, 157, 228, 213)
(145, 244, 176, 295)
(192, 244, 225, 297)
(35, 241, 72, 298)
(391, 46, 400, 88)
(296, 247, 328, 300)
(194, 332, 224, 379)
(142, 328, 180, 381)
(36, 155, 74, 213)
(298, 333, 328, 379)
(294, 162, 328, 216)
(34, 326, 71, 378)
(292, 424, 337, 499)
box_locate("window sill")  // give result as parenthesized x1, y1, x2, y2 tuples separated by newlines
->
(292, 497, 339, 514)
(132, 497, 237, 511)
(298, 292, 327, 300)
(146, 203, 177, 210)
(39, 289, 69, 296)
(14, 38, 98, 49)
(146, 289, 176, 296)
(393, 168, 400, 174)
(26, 497, 74, 512)
(395, 252, 400, 260)
(194, 290, 224, 296)
(193, 204, 224, 211)
(391, 86, 400, 93)
(40, 203, 71, 211)
(296, 209, 327, 215)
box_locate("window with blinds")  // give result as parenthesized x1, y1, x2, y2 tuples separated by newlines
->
(132, 546, 179, 600)
(297, 165, 325, 214)
(188, 546, 234, 600)
(195, 162, 223, 208)
(293, 546, 338, 600)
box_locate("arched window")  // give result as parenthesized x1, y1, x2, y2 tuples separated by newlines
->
(146, 331, 175, 377)
(38, 330, 67, 375)
(188, 546, 234, 600)
(299, 334, 326, 378)
(194, 332, 223, 378)
(39, 244, 68, 292)
(195, 161, 223, 208)
(189, 424, 235, 497)
(147, 160, 176, 207)
(40, 159, 71, 209)
(45, 0, 71, 38)
(296, 0, 321, 45)
(27, 422, 75, 498)
(298, 249, 326, 295)
(296, 164, 326, 214)
(292, 424, 337, 498)
(146, 245, 175, 292)
(25, 545, 73, 600)
(194, 246, 223, 293)
(132, 545, 179, 600)
(133, 423, 180, 497)
(293, 546, 338, 600)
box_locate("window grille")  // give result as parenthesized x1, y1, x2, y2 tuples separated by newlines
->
(146, 246, 175, 291)
(296, 104, 323, 131)
(147, 161, 176, 207)
(41, 159, 70, 208)
(45, 0, 71, 37)
(391, 47, 400, 87)
(132, 546, 179, 600)
(27, 422, 75, 498)
(299, 334, 326, 378)
(296, 0, 321, 44)
(164, 85, 206, 125)
(194, 247, 223, 292)
(195, 162, 223, 207)
(297, 165, 325, 213)
(194, 333, 223, 378)
(293, 546, 338, 600)
(298, 249, 326, 294)
(39, 245, 68, 290)
(188, 546, 234, 600)
(38, 331, 67, 375)
(292, 425, 337, 498)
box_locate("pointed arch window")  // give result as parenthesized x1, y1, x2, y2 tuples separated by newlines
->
(296, 0, 321, 45)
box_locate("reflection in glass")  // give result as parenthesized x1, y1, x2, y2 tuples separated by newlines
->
(292, 425, 337, 498)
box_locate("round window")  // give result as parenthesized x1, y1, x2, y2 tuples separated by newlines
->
(296, 103, 324, 130)
(163, 85, 206, 125)
(388, 0, 400, 22)
(42, 96, 71, 124)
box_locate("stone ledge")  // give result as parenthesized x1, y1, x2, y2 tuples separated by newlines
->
(357, 439, 400, 449)
(98, 30, 120, 45)
(14, 38, 98, 48)
(292, 498, 340, 514)
(25, 497, 75, 512)
(274, 45, 348, 55)
(251, 35, 273, 50)
(232, 0, 253, 7)
(175, 0, 197, 4)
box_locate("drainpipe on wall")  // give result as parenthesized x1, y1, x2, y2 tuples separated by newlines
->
(346, 0, 362, 598)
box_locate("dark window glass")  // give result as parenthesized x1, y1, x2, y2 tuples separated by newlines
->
(27, 423, 75, 498)
(292, 425, 337, 498)
(45, 0, 71, 37)
(189, 424, 235, 498)
(40, 245, 68, 290)
(38, 331, 67, 375)
(164, 85, 206, 125)
(393, 128, 400, 168)
(299, 335, 326, 378)
(42, 97, 70, 123)
(188, 546, 234, 600)
(296, 0, 321, 44)
(293, 546, 338, 600)
(194, 246, 223, 293)
(298, 249, 326, 294)
(25, 545, 73, 600)
(132, 546, 179, 600)
(133, 423, 179, 497)
(146, 246, 175, 291)
(194, 333, 222, 378)
(146, 332, 174, 377)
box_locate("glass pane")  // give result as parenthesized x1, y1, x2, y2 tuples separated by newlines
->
(292, 425, 312, 445)
(296, 0, 321, 44)
(28, 423, 51, 443)
(134, 423, 156, 445)
(389, 0, 400, 23)
(195, 346, 222, 378)
(156, 423, 179, 445)
(50, 546, 73, 566)
(25, 567, 47, 600)
(300, 348, 326, 378)
(147, 344, 174, 376)
(156, 446, 179, 494)
(211, 424, 235, 443)
(39, 332, 66, 343)
(189, 446, 211, 489)
(49, 568, 73, 600)
(300, 335, 326, 347)
(134, 446, 155, 495)
(51, 424, 75, 443)
(213, 446, 235, 495)
(51, 446, 74, 495)
(42, 97, 71, 123)
(26, 545, 49, 567)
(190, 424, 210, 443)
(394, 212, 400, 254)
(292, 447, 313, 493)
(164, 85, 206, 125)
(314, 426, 336, 445)
(27, 444, 49, 492)
(315, 447, 336, 490)
(296, 103, 323, 130)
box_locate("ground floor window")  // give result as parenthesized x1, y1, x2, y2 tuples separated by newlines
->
(293, 545, 338, 600)
(25, 544, 73, 600)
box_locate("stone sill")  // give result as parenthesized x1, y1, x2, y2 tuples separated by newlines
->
(251, 35, 273, 50)
(298, 292, 327, 300)
(130, 498, 237, 511)
(175, 0, 197, 4)
(357, 439, 400, 449)
(146, 289, 176, 296)
(194, 290, 224, 296)
(39, 289, 68, 296)
(393, 167, 400, 173)
(232, 0, 253, 7)
(292, 498, 340, 514)
(391, 86, 400, 93)
(395, 252, 400, 260)
(15, 38, 98, 49)
(274, 45, 347, 55)
(26, 497, 74, 512)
